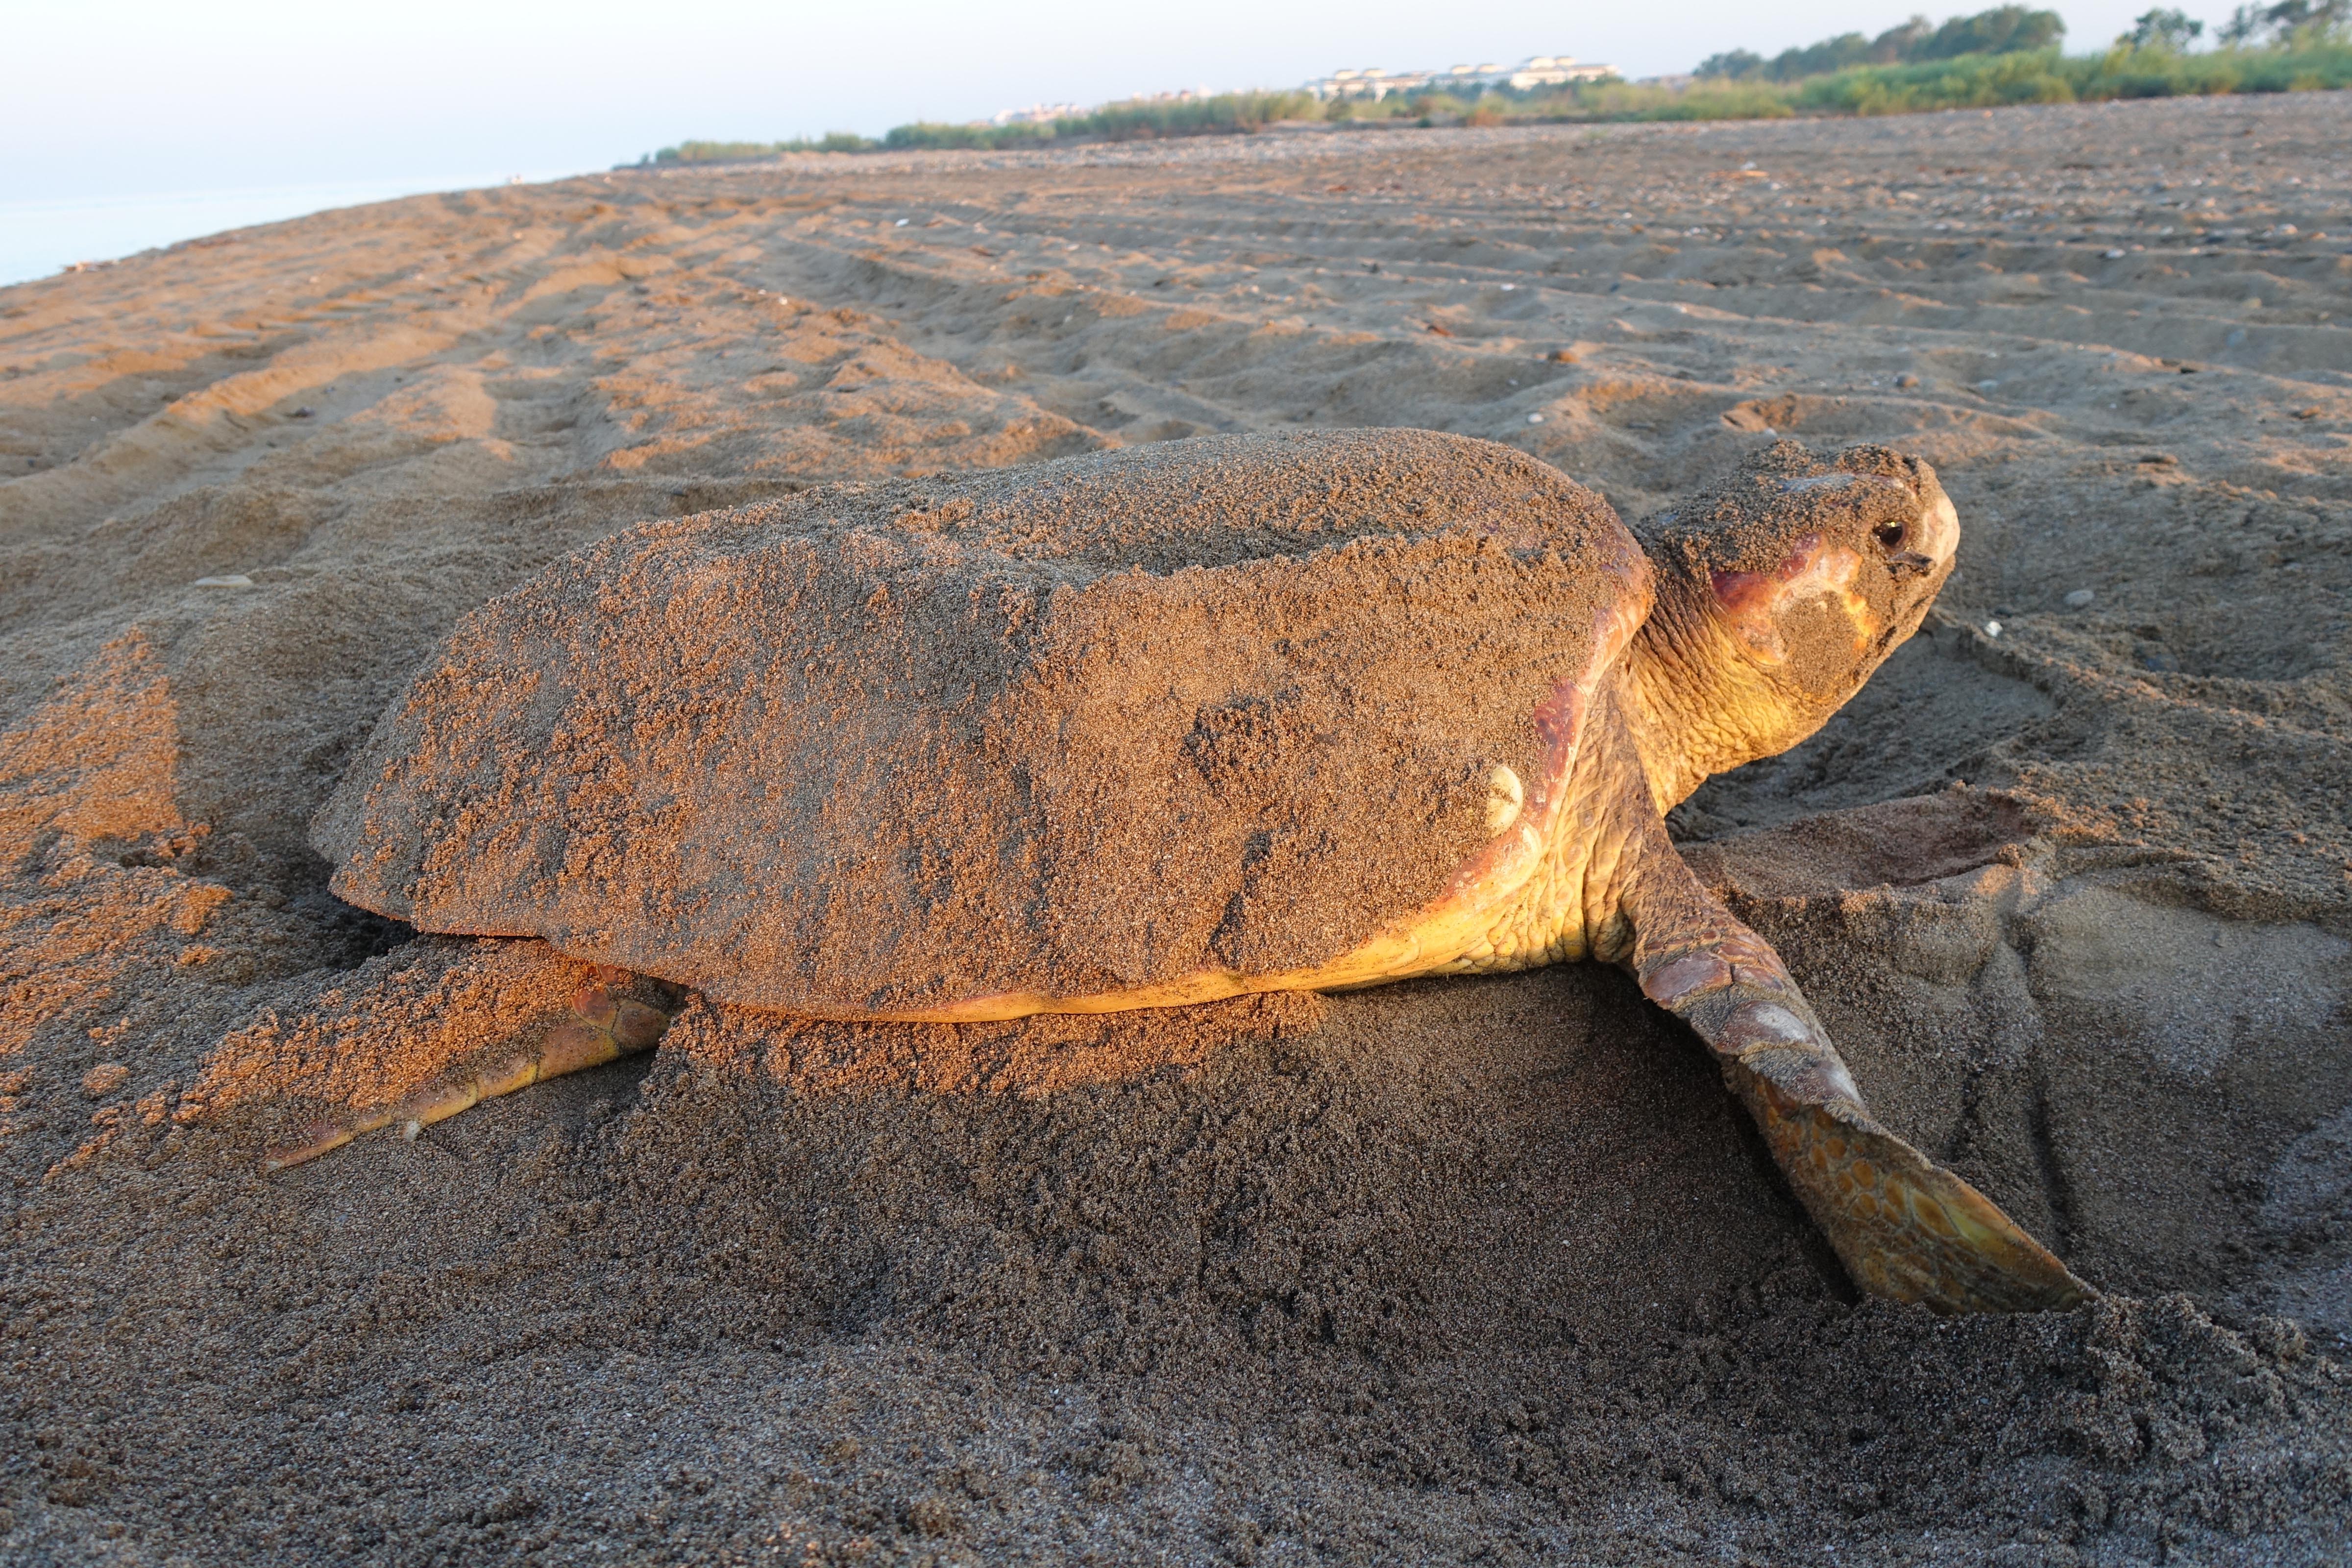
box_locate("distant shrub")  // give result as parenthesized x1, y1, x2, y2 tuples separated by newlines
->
(1565, 80, 1801, 122)
(1914, 5, 2068, 59)
(881, 121, 1033, 150)
(646, 132, 874, 163)
(1320, 75, 1795, 125)
(1797, 48, 2078, 112)
(1336, 38, 2352, 123)
(871, 91, 1315, 152)
(1791, 40, 2352, 110)
(1699, 6, 2065, 82)
(2119, 7, 2205, 50)
(638, 33, 2352, 166)
(1695, 49, 1768, 80)
(2220, 0, 2350, 48)
(1070, 90, 1319, 140)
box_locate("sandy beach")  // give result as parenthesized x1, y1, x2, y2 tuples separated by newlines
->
(4, 93, 2351, 1564)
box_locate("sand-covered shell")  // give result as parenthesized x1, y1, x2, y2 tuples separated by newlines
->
(313, 430, 1648, 1014)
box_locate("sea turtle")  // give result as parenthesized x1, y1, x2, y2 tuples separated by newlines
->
(298, 428, 2090, 1314)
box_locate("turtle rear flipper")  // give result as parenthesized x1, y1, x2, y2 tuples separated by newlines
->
(234, 941, 676, 1172)
(1622, 817, 2092, 1314)
(1726, 1057, 2091, 1311)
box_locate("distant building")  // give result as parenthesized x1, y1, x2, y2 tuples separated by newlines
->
(1312, 68, 1426, 100)
(1305, 55, 1616, 100)
(1505, 55, 1617, 90)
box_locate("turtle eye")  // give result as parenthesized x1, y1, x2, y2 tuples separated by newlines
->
(1875, 517, 1937, 575)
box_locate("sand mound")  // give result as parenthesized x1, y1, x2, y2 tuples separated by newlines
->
(3, 93, 2350, 1563)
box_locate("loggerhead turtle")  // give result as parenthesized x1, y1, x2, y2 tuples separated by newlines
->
(300, 429, 2090, 1314)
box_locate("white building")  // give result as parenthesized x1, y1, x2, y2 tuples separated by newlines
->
(1310, 68, 1428, 100)
(1506, 55, 1617, 90)
(1305, 55, 1615, 100)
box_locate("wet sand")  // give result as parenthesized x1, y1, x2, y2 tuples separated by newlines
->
(3, 94, 2351, 1564)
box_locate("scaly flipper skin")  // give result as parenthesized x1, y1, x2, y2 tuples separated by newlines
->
(1620, 809, 2093, 1314)
(261, 975, 673, 1170)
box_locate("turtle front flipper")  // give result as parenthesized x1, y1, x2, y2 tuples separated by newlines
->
(1619, 820, 2092, 1313)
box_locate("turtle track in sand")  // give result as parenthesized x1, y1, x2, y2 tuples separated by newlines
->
(3, 93, 2351, 1564)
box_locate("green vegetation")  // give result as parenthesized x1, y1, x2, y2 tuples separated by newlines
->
(640, 132, 875, 163)
(1793, 38, 2352, 115)
(2123, 7, 2207, 50)
(643, 90, 1318, 163)
(1697, 5, 2065, 82)
(1317, 40, 2352, 128)
(882, 90, 1316, 150)
(2218, 0, 2350, 47)
(638, 5, 2352, 166)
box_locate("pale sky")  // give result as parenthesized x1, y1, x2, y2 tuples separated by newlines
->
(11, 0, 2194, 203)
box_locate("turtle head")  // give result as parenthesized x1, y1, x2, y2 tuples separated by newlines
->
(1626, 441, 1959, 808)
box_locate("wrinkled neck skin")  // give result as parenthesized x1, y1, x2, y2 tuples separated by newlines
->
(1616, 572, 1832, 813)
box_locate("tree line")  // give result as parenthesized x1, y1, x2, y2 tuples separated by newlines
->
(1698, 6, 2065, 83)
(1703, 1, 2348, 81)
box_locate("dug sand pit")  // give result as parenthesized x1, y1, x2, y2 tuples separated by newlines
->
(3, 93, 2352, 1564)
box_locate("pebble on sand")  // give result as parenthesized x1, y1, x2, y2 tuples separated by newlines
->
(2064, 588, 2097, 608)
(194, 575, 256, 588)
(1527, 413, 1544, 424)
